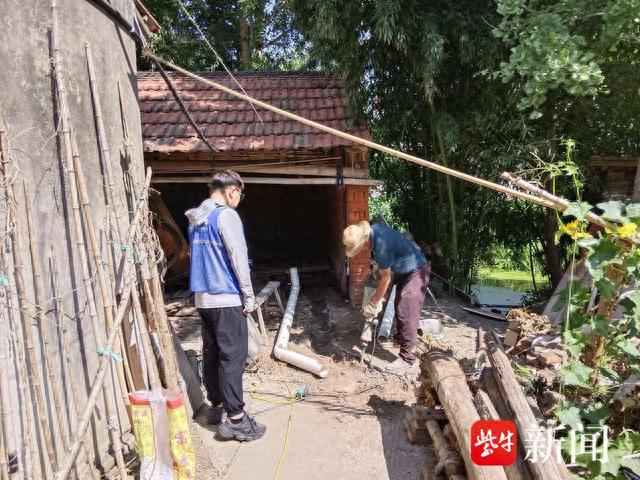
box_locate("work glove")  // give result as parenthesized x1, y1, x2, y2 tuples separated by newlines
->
(243, 297, 257, 314)
(362, 300, 383, 319)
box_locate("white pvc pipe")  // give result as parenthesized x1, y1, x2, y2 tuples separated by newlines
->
(273, 268, 329, 378)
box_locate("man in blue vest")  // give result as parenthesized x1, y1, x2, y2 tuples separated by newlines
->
(186, 170, 266, 442)
(343, 220, 430, 375)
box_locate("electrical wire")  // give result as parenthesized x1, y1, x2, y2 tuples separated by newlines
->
(173, 0, 264, 123)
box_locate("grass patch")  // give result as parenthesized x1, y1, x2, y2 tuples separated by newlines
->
(479, 268, 546, 282)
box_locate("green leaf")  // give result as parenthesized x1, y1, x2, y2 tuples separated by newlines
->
(561, 361, 593, 387)
(583, 403, 611, 425)
(587, 238, 619, 281)
(597, 201, 625, 222)
(557, 405, 583, 430)
(626, 203, 640, 219)
(590, 314, 610, 336)
(618, 339, 640, 358)
(564, 201, 593, 220)
(599, 447, 625, 476)
(595, 277, 617, 299)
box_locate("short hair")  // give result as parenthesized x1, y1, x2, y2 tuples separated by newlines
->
(209, 170, 244, 192)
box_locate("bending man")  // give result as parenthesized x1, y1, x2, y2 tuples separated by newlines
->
(343, 220, 430, 374)
(186, 170, 266, 442)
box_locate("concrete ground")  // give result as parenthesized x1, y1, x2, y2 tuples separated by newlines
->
(171, 273, 506, 480)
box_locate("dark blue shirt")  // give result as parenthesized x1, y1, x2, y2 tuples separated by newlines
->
(371, 223, 427, 274)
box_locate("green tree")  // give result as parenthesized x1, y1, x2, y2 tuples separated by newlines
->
(290, 0, 640, 289)
(141, 0, 306, 70)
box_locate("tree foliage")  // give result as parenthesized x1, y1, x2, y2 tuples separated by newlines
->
(141, 0, 306, 70)
(290, 0, 640, 288)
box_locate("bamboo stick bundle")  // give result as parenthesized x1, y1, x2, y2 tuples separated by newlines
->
(22, 181, 64, 470)
(86, 43, 147, 395)
(49, 249, 95, 480)
(69, 136, 128, 480)
(56, 173, 150, 479)
(55, 281, 134, 480)
(0, 147, 16, 479)
(0, 130, 54, 478)
(49, 4, 128, 475)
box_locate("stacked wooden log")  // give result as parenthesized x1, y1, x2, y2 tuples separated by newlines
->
(408, 334, 571, 480)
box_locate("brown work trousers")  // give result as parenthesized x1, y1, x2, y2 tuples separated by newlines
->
(393, 263, 430, 364)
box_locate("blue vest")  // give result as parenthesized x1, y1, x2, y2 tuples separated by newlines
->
(188, 206, 241, 295)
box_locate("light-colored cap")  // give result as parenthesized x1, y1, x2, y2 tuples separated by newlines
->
(343, 221, 371, 258)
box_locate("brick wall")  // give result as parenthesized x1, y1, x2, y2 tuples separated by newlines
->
(345, 184, 370, 306)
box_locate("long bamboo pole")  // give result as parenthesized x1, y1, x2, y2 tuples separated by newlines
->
(49, 3, 128, 474)
(0, 366, 10, 480)
(69, 136, 128, 480)
(500, 172, 609, 228)
(55, 170, 151, 480)
(0, 131, 16, 480)
(49, 249, 93, 480)
(0, 130, 36, 480)
(144, 52, 559, 210)
(1, 130, 54, 478)
(55, 282, 133, 480)
(22, 181, 63, 471)
(49, 0, 105, 462)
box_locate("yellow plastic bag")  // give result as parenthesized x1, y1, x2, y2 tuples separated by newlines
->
(129, 391, 174, 480)
(166, 391, 196, 480)
(129, 393, 154, 460)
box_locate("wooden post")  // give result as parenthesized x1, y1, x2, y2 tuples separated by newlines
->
(475, 389, 532, 480)
(424, 420, 465, 478)
(487, 337, 569, 479)
(422, 349, 509, 480)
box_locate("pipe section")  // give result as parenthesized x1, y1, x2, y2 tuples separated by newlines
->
(273, 268, 329, 378)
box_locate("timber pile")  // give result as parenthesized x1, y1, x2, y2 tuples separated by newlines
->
(408, 334, 571, 480)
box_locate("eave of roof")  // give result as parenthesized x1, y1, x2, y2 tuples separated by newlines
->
(138, 71, 371, 153)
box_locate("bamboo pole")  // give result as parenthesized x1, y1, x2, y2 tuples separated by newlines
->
(500, 173, 609, 228)
(87, 45, 148, 392)
(69, 136, 128, 480)
(49, 0, 105, 457)
(145, 52, 559, 210)
(0, 367, 10, 480)
(0, 131, 17, 480)
(54, 282, 134, 480)
(55, 171, 150, 479)
(49, 4, 128, 474)
(49, 249, 93, 480)
(22, 181, 63, 470)
(1, 130, 54, 478)
(0, 168, 34, 480)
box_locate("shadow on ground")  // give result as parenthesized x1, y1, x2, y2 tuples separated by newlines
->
(368, 394, 424, 480)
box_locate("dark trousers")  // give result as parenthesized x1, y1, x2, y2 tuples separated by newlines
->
(199, 306, 247, 416)
(394, 263, 430, 364)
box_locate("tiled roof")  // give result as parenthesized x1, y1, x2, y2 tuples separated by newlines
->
(138, 71, 371, 153)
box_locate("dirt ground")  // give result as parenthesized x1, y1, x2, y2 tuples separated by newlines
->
(171, 272, 507, 480)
